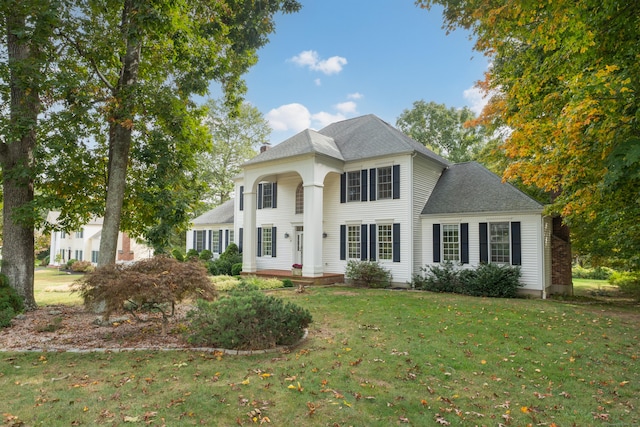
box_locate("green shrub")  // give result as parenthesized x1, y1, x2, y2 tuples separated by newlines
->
(207, 244, 242, 276)
(186, 249, 200, 260)
(65, 259, 78, 269)
(282, 279, 294, 288)
(210, 275, 242, 291)
(241, 276, 284, 290)
(172, 248, 185, 262)
(412, 263, 522, 298)
(76, 256, 217, 331)
(199, 249, 213, 261)
(231, 263, 243, 276)
(0, 274, 24, 328)
(609, 271, 640, 300)
(186, 283, 312, 350)
(572, 265, 614, 280)
(345, 260, 392, 288)
(40, 255, 50, 266)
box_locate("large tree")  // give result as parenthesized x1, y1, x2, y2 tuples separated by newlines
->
(396, 100, 486, 163)
(417, 0, 640, 269)
(198, 98, 270, 208)
(0, 0, 58, 308)
(49, 0, 300, 266)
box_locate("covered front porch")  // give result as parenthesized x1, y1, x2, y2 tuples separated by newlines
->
(241, 269, 344, 286)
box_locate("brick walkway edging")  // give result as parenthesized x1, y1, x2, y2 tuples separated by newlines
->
(0, 329, 309, 355)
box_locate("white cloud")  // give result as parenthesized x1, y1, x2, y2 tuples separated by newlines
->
(265, 103, 311, 132)
(347, 92, 363, 100)
(290, 50, 347, 75)
(463, 86, 488, 116)
(314, 78, 322, 86)
(312, 111, 346, 129)
(335, 101, 357, 114)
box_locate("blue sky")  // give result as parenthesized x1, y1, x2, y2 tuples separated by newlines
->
(213, 0, 489, 145)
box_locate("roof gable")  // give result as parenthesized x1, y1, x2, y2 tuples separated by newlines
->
(243, 114, 448, 167)
(422, 162, 544, 215)
(192, 199, 235, 225)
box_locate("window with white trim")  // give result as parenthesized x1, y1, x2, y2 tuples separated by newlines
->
(377, 224, 393, 260)
(75, 230, 84, 238)
(295, 183, 304, 214)
(74, 250, 83, 260)
(91, 251, 99, 263)
(347, 225, 360, 259)
(347, 171, 361, 202)
(229, 230, 235, 245)
(490, 222, 510, 263)
(442, 224, 460, 262)
(194, 230, 205, 252)
(377, 166, 392, 200)
(262, 227, 272, 256)
(211, 230, 220, 253)
(262, 182, 273, 208)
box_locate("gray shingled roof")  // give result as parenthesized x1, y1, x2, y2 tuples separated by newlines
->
(422, 162, 544, 215)
(243, 114, 449, 167)
(192, 199, 235, 225)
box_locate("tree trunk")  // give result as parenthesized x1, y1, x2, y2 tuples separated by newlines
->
(97, 0, 141, 266)
(1, 9, 39, 309)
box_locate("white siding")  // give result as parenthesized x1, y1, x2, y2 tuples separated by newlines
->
(421, 213, 545, 292)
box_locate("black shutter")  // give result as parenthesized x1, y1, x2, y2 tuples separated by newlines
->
(393, 223, 401, 262)
(272, 183, 277, 208)
(392, 164, 400, 199)
(225, 229, 229, 250)
(340, 173, 346, 203)
(479, 223, 488, 263)
(340, 225, 346, 260)
(361, 224, 368, 260)
(192, 230, 196, 251)
(433, 224, 441, 263)
(239, 186, 244, 211)
(257, 184, 263, 209)
(239, 228, 243, 253)
(361, 170, 368, 202)
(511, 222, 521, 265)
(218, 230, 223, 254)
(272, 226, 277, 257)
(369, 168, 376, 201)
(208, 230, 213, 251)
(257, 227, 262, 256)
(461, 223, 469, 264)
(369, 224, 377, 261)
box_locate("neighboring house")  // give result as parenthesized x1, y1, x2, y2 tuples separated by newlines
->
(188, 114, 571, 297)
(47, 211, 153, 266)
(186, 199, 235, 257)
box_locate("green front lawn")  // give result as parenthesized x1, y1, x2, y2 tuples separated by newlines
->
(33, 267, 83, 306)
(2, 285, 638, 426)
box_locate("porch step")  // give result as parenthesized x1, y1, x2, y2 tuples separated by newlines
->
(241, 270, 344, 286)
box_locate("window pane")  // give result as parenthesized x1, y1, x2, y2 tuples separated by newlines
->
(347, 171, 360, 202)
(347, 225, 360, 259)
(377, 167, 392, 200)
(295, 183, 304, 214)
(262, 227, 272, 256)
(490, 222, 510, 263)
(442, 224, 459, 262)
(195, 230, 205, 252)
(378, 224, 392, 260)
(211, 231, 219, 253)
(262, 183, 273, 208)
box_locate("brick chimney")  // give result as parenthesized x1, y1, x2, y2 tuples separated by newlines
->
(260, 144, 271, 153)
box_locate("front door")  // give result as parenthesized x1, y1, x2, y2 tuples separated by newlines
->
(295, 226, 304, 266)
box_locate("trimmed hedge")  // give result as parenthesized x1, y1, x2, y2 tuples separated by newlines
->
(186, 283, 312, 350)
(345, 260, 392, 288)
(412, 262, 522, 298)
(0, 274, 24, 328)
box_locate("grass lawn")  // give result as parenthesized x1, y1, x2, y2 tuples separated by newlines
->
(2, 280, 639, 426)
(33, 267, 83, 306)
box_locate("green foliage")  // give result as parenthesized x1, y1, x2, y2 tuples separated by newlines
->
(0, 274, 24, 328)
(210, 275, 242, 291)
(65, 259, 77, 269)
(186, 283, 312, 350)
(172, 248, 185, 262)
(282, 278, 294, 288)
(186, 249, 199, 260)
(199, 249, 213, 261)
(609, 271, 640, 300)
(345, 260, 392, 288)
(70, 260, 93, 273)
(241, 276, 284, 290)
(396, 100, 486, 162)
(207, 243, 242, 276)
(231, 262, 243, 276)
(40, 256, 50, 266)
(76, 256, 216, 320)
(572, 265, 614, 281)
(412, 262, 522, 298)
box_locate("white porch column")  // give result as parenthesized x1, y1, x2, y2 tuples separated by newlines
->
(242, 190, 257, 273)
(302, 183, 324, 277)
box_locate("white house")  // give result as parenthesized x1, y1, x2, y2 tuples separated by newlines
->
(186, 199, 235, 257)
(187, 115, 571, 297)
(47, 211, 153, 266)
